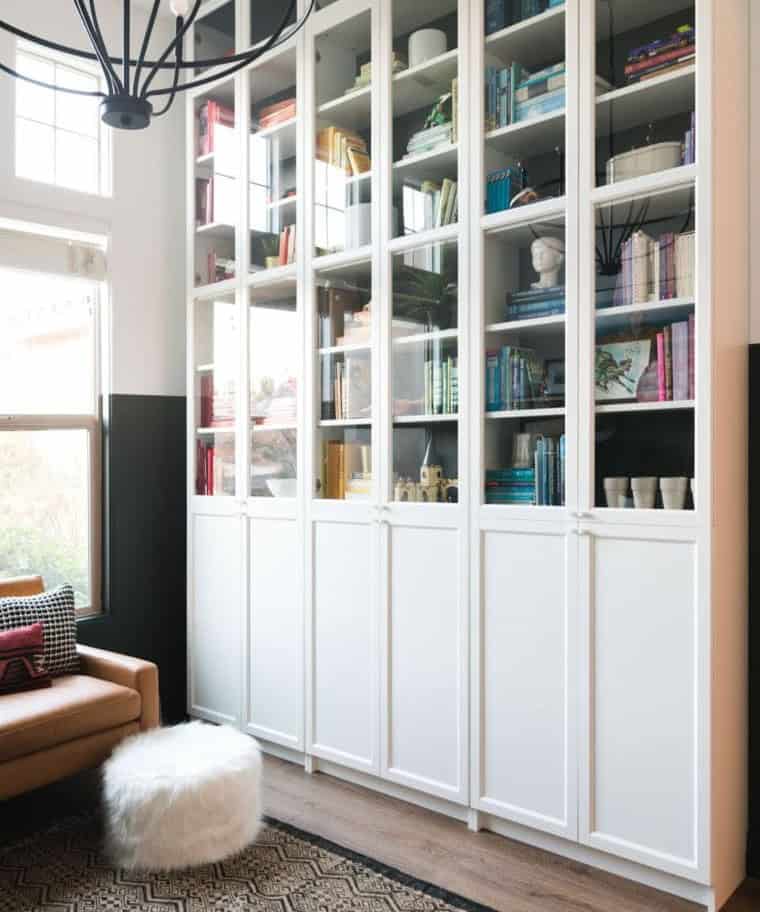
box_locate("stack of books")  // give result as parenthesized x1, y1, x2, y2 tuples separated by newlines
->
(322, 442, 372, 500)
(485, 0, 565, 34)
(506, 285, 565, 320)
(682, 112, 696, 165)
(347, 53, 406, 93)
(624, 25, 695, 85)
(611, 229, 695, 308)
(198, 100, 234, 156)
(202, 254, 235, 286)
(255, 96, 295, 130)
(321, 355, 371, 421)
(277, 225, 296, 266)
(485, 467, 536, 505)
(316, 125, 369, 176)
(405, 122, 453, 158)
(402, 178, 458, 234)
(421, 353, 459, 416)
(650, 316, 695, 402)
(485, 165, 526, 213)
(196, 439, 235, 496)
(200, 374, 235, 428)
(485, 347, 549, 411)
(485, 434, 565, 506)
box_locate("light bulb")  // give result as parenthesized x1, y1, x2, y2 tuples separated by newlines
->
(170, 0, 191, 15)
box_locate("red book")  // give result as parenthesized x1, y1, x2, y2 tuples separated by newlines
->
(206, 446, 215, 496)
(656, 332, 666, 401)
(625, 45, 695, 76)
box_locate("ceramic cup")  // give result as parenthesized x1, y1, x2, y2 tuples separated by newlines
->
(660, 476, 688, 510)
(690, 478, 695, 509)
(603, 477, 628, 508)
(408, 29, 447, 67)
(631, 476, 657, 509)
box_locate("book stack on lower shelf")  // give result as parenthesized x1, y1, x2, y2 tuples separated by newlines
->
(624, 25, 695, 86)
(485, 165, 527, 214)
(254, 97, 295, 130)
(321, 356, 371, 421)
(506, 284, 565, 320)
(485, 434, 565, 506)
(200, 375, 234, 429)
(317, 125, 370, 177)
(198, 100, 234, 156)
(422, 354, 459, 416)
(486, 347, 555, 411)
(196, 439, 235, 497)
(321, 441, 372, 500)
(650, 317, 695, 403)
(606, 229, 695, 308)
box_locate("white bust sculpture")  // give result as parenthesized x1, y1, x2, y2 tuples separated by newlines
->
(531, 236, 565, 289)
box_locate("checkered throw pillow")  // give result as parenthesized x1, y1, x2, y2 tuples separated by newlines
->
(0, 585, 78, 677)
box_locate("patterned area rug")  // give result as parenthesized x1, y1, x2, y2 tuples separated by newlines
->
(0, 814, 495, 912)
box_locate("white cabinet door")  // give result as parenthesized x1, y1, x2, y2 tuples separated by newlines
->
(383, 517, 467, 803)
(580, 526, 704, 881)
(311, 514, 379, 773)
(473, 521, 578, 838)
(189, 512, 243, 725)
(246, 516, 303, 749)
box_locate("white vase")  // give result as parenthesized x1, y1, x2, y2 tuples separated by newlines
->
(603, 476, 628, 508)
(408, 29, 447, 68)
(660, 476, 688, 510)
(631, 476, 657, 509)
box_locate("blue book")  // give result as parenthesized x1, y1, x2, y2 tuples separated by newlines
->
(486, 0, 508, 35)
(487, 468, 536, 481)
(486, 352, 501, 410)
(515, 89, 565, 122)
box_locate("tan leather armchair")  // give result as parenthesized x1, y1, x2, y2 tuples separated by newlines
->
(0, 575, 160, 800)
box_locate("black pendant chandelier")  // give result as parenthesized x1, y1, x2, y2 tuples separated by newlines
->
(0, 0, 315, 131)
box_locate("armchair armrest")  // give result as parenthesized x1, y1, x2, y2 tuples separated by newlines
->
(77, 645, 160, 731)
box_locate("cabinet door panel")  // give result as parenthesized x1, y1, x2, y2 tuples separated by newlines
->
(478, 527, 575, 836)
(585, 534, 698, 872)
(189, 514, 242, 724)
(248, 517, 302, 747)
(312, 520, 376, 771)
(386, 525, 464, 801)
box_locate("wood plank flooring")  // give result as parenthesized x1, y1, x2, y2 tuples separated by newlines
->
(261, 755, 756, 912)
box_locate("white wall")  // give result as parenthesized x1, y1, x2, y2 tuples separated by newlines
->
(0, 0, 185, 396)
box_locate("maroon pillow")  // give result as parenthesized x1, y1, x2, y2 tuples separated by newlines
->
(0, 622, 51, 695)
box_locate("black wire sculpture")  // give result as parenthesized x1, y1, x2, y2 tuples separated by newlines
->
(0, 0, 315, 130)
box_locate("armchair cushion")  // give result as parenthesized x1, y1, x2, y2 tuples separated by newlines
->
(0, 585, 78, 677)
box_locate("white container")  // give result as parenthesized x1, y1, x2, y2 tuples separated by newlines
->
(606, 141, 682, 184)
(603, 476, 629, 508)
(345, 203, 372, 248)
(408, 29, 447, 68)
(631, 476, 658, 509)
(660, 476, 688, 510)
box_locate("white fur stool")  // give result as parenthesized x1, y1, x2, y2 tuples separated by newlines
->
(103, 721, 262, 870)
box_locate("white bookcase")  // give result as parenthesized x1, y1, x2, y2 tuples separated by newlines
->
(185, 0, 749, 907)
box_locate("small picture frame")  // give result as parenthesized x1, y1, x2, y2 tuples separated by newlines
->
(545, 359, 565, 396)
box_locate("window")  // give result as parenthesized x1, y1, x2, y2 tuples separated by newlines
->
(0, 261, 104, 615)
(15, 42, 111, 196)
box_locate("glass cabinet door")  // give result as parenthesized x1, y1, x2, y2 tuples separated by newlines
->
(194, 1, 236, 76)
(194, 294, 238, 497)
(193, 80, 238, 288)
(482, 0, 569, 217)
(391, 0, 460, 240)
(249, 282, 299, 498)
(248, 46, 298, 275)
(482, 216, 567, 507)
(313, 9, 373, 257)
(391, 240, 459, 504)
(314, 258, 373, 501)
(593, 0, 695, 190)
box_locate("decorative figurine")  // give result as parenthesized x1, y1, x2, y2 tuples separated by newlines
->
(530, 236, 565, 290)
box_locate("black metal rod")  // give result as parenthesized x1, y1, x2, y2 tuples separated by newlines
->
(123, 0, 130, 93)
(73, 0, 120, 94)
(152, 21, 183, 118)
(0, 59, 105, 96)
(138, 0, 202, 98)
(88, 0, 123, 93)
(133, 0, 161, 98)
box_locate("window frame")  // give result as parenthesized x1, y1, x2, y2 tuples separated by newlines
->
(0, 274, 104, 618)
(14, 40, 112, 198)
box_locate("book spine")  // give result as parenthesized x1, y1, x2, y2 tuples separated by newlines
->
(656, 333, 666, 401)
(688, 313, 696, 400)
(672, 321, 689, 401)
(664, 325, 673, 400)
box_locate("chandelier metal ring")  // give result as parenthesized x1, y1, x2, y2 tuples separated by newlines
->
(0, 0, 315, 130)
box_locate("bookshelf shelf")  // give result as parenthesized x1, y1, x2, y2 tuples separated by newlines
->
(267, 195, 298, 211)
(196, 363, 215, 372)
(392, 144, 459, 185)
(196, 426, 235, 435)
(194, 277, 238, 299)
(196, 221, 235, 240)
(393, 414, 459, 425)
(253, 116, 298, 156)
(387, 224, 460, 254)
(318, 418, 372, 428)
(485, 6, 566, 66)
(248, 263, 298, 287)
(313, 245, 373, 274)
(393, 49, 460, 118)
(595, 400, 695, 415)
(345, 170, 372, 186)
(595, 298, 695, 330)
(486, 315, 566, 336)
(481, 197, 567, 236)
(590, 165, 698, 209)
(317, 86, 371, 131)
(318, 342, 372, 356)
(596, 66, 696, 138)
(485, 109, 565, 158)
(485, 407, 566, 420)
(195, 152, 214, 168)
(393, 328, 459, 346)
(251, 422, 298, 433)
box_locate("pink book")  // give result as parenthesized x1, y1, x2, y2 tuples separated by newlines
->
(656, 332, 666, 401)
(687, 313, 696, 399)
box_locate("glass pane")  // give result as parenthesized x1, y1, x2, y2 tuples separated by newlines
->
(15, 52, 55, 123)
(55, 66, 100, 138)
(0, 429, 91, 608)
(194, 1, 236, 75)
(194, 294, 237, 496)
(315, 259, 373, 501)
(55, 131, 99, 195)
(249, 46, 298, 273)
(250, 283, 298, 497)
(250, 0, 296, 47)
(393, 0, 459, 239)
(595, 1, 695, 188)
(594, 186, 695, 510)
(482, 0, 568, 214)
(392, 241, 459, 503)
(0, 269, 96, 415)
(483, 216, 566, 507)
(16, 118, 55, 185)
(314, 11, 372, 256)
(194, 82, 237, 287)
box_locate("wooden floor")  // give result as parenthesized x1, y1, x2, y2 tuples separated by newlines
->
(2, 758, 757, 912)
(262, 755, 759, 912)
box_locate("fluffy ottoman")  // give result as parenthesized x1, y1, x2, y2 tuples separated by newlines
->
(103, 721, 262, 870)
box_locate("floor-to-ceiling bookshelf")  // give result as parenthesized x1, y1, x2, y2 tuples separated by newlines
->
(186, 1, 749, 908)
